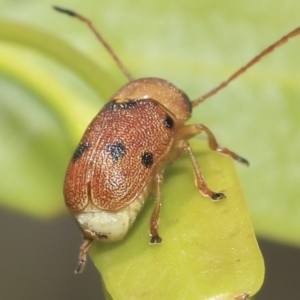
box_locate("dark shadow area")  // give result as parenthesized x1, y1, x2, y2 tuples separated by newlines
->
(256, 238, 300, 300)
(0, 210, 104, 300)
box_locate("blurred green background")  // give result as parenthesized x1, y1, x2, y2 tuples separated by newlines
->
(0, 0, 300, 299)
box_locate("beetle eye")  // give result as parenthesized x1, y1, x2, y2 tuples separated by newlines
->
(163, 115, 174, 129)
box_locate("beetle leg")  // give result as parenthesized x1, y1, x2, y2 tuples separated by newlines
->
(75, 238, 93, 274)
(182, 140, 225, 200)
(149, 174, 163, 244)
(179, 124, 249, 166)
(234, 292, 251, 300)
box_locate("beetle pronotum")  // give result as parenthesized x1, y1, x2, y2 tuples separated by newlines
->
(54, 6, 300, 274)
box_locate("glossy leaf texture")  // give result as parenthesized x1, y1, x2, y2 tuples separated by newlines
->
(92, 140, 264, 299)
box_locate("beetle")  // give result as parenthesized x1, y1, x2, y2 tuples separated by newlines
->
(54, 6, 300, 274)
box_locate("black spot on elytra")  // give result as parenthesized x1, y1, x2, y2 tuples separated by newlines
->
(141, 152, 154, 168)
(106, 99, 137, 110)
(106, 142, 126, 162)
(72, 142, 89, 162)
(164, 115, 174, 129)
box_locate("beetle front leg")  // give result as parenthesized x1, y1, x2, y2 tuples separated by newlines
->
(182, 140, 225, 200)
(149, 174, 163, 244)
(75, 238, 93, 274)
(179, 124, 249, 166)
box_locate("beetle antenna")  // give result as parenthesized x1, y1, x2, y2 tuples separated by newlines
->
(53, 6, 135, 82)
(192, 27, 300, 107)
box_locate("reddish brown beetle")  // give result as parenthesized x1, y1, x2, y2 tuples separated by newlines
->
(54, 6, 300, 274)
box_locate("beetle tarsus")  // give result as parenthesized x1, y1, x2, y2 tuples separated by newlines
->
(74, 259, 86, 275)
(236, 155, 249, 166)
(74, 238, 93, 274)
(150, 235, 163, 244)
(212, 192, 226, 201)
(234, 292, 251, 300)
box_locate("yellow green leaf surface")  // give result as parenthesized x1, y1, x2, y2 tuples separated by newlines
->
(92, 141, 263, 299)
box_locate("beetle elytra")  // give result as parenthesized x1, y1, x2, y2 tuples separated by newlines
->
(54, 6, 300, 274)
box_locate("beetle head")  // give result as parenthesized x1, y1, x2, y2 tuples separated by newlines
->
(111, 78, 192, 123)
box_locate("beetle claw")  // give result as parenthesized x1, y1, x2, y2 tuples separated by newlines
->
(74, 259, 86, 275)
(150, 235, 163, 244)
(234, 292, 251, 300)
(212, 192, 226, 201)
(74, 238, 93, 274)
(236, 155, 249, 166)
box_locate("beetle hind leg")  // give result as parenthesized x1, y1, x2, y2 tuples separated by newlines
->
(149, 174, 163, 244)
(75, 238, 93, 274)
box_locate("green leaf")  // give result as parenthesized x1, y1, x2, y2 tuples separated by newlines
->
(0, 44, 98, 217)
(91, 140, 264, 299)
(0, 20, 119, 99)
